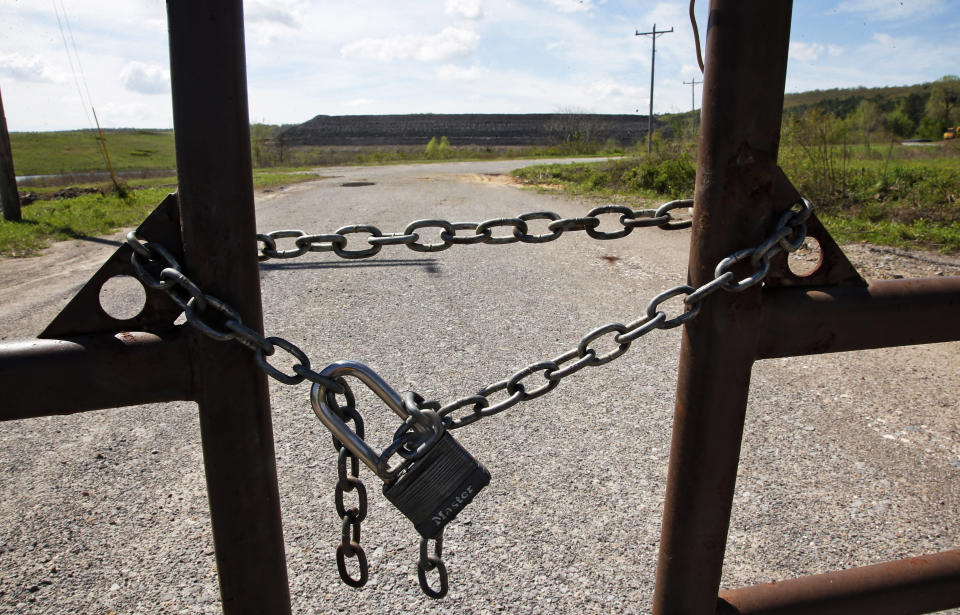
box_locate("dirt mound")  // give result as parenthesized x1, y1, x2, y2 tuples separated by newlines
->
(277, 113, 668, 147)
(18, 186, 105, 205)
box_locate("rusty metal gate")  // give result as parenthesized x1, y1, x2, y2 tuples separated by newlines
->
(1, 1, 958, 614)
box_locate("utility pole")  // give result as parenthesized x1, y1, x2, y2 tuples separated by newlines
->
(683, 77, 703, 138)
(683, 78, 702, 112)
(636, 23, 673, 155)
(0, 87, 20, 222)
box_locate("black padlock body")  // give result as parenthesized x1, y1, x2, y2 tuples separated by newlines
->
(383, 432, 490, 539)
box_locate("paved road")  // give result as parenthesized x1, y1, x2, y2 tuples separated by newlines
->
(0, 160, 957, 614)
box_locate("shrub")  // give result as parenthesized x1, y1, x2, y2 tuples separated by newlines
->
(424, 137, 440, 159)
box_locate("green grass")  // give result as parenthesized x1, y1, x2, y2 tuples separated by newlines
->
(0, 188, 171, 257)
(272, 142, 621, 168)
(19, 167, 322, 194)
(10, 129, 176, 175)
(1, 168, 326, 257)
(513, 146, 960, 253)
(511, 154, 696, 202)
(2, 126, 623, 258)
(819, 213, 960, 251)
(11, 128, 623, 180)
(778, 143, 960, 251)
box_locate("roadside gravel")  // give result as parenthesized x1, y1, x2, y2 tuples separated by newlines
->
(0, 159, 957, 614)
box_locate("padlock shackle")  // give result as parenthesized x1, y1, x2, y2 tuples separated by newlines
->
(319, 360, 408, 416)
(312, 360, 418, 480)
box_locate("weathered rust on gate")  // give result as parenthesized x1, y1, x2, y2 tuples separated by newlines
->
(653, 2, 960, 614)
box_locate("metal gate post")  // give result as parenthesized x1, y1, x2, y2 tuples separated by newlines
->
(166, 2, 291, 613)
(652, 2, 794, 614)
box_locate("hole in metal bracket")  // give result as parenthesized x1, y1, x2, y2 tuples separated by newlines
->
(98, 275, 147, 321)
(787, 236, 823, 277)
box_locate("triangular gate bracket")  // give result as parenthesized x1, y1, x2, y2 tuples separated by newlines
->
(763, 168, 867, 289)
(40, 193, 186, 339)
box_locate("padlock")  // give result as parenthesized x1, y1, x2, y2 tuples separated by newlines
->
(312, 360, 490, 538)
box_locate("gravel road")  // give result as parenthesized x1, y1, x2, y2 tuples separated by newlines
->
(1, 159, 958, 614)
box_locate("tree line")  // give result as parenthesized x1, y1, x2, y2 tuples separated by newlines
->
(782, 75, 960, 142)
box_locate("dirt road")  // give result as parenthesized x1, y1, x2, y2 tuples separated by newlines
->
(1, 160, 957, 614)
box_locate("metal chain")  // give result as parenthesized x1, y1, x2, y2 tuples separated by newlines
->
(124, 201, 692, 390)
(329, 387, 370, 587)
(125, 232, 347, 395)
(256, 200, 693, 262)
(434, 197, 813, 430)
(418, 532, 448, 599)
(125, 195, 811, 599)
(127, 197, 810, 432)
(335, 446, 369, 587)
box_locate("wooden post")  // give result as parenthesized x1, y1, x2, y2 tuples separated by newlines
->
(0, 87, 21, 222)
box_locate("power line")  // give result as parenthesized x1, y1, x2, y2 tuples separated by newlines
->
(58, 0, 98, 119)
(52, 0, 94, 130)
(52, 1, 118, 188)
(635, 24, 673, 155)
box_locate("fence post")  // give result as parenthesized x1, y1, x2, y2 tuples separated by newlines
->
(166, 2, 291, 613)
(0, 87, 21, 222)
(651, 2, 794, 614)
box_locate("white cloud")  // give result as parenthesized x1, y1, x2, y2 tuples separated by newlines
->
(436, 64, 488, 81)
(246, 2, 302, 28)
(873, 32, 894, 46)
(544, 0, 595, 13)
(586, 78, 644, 104)
(120, 61, 169, 95)
(340, 27, 480, 62)
(245, 0, 306, 44)
(827, 44, 844, 57)
(834, 0, 947, 22)
(790, 42, 825, 62)
(99, 101, 169, 128)
(0, 53, 65, 83)
(445, 0, 483, 20)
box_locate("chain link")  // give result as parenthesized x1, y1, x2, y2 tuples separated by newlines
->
(256, 200, 693, 263)
(125, 231, 346, 395)
(329, 389, 369, 588)
(418, 532, 448, 599)
(435, 197, 812, 430)
(335, 446, 369, 587)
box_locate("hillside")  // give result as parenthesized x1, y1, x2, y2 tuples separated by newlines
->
(10, 129, 175, 176)
(781, 82, 937, 119)
(662, 77, 959, 140)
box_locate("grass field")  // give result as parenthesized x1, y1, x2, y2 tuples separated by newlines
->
(0, 168, 326, 257)
(7, 129, 959, 256)
(0, 187, 170, 256)
(10, 129, 176, 176)
(2, 128, 624, 258)
(513, 142, 960, 254)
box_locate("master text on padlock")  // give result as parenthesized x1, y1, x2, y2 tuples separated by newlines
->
(431, 485, 476, 526)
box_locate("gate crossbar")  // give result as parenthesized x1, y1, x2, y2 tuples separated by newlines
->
(718, 549, 960, 615)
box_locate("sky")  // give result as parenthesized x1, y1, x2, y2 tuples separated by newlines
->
(0, 0, 958, 132)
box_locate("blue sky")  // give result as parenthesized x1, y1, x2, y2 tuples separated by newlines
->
(0, 0, 958, 132)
